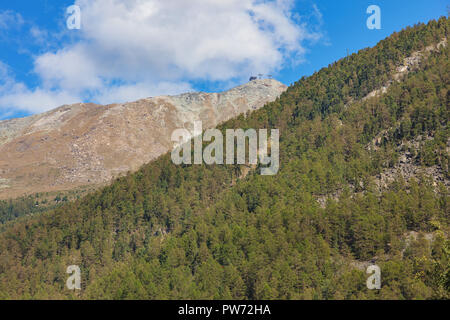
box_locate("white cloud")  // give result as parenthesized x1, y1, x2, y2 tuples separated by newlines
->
(0, 62, 81, 114)
(92, 81, 194, 105)
(29, 26, 49, 45)
(0, 0, 320, 114)
(0, 88, 80, 114)
(67, 0, 309, 82)
(35, 44, 103, 92)
(0, 10, 24, 31)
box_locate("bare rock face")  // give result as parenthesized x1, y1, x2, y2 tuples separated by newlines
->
(0, 79, 287, 199)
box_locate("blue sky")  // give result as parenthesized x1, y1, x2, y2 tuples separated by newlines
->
(0, 0, 447, 120)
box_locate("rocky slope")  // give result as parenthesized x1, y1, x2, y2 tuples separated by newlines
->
(0, 79, 287, 199)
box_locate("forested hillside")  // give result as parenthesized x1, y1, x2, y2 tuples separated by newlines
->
(0, 17, 448, 299)
(0, 187, 95, 227)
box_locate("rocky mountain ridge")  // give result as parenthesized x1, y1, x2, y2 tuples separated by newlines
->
(0, 79, 287, 199)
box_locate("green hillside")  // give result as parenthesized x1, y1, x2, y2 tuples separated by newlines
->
(0, 17, 448, 300)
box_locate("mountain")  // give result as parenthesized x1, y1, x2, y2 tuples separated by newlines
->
(0, 79, 287, 199)
(0, 17, 448, 300)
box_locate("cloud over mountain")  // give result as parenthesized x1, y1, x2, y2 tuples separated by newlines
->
(0, 0, 320, 113)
